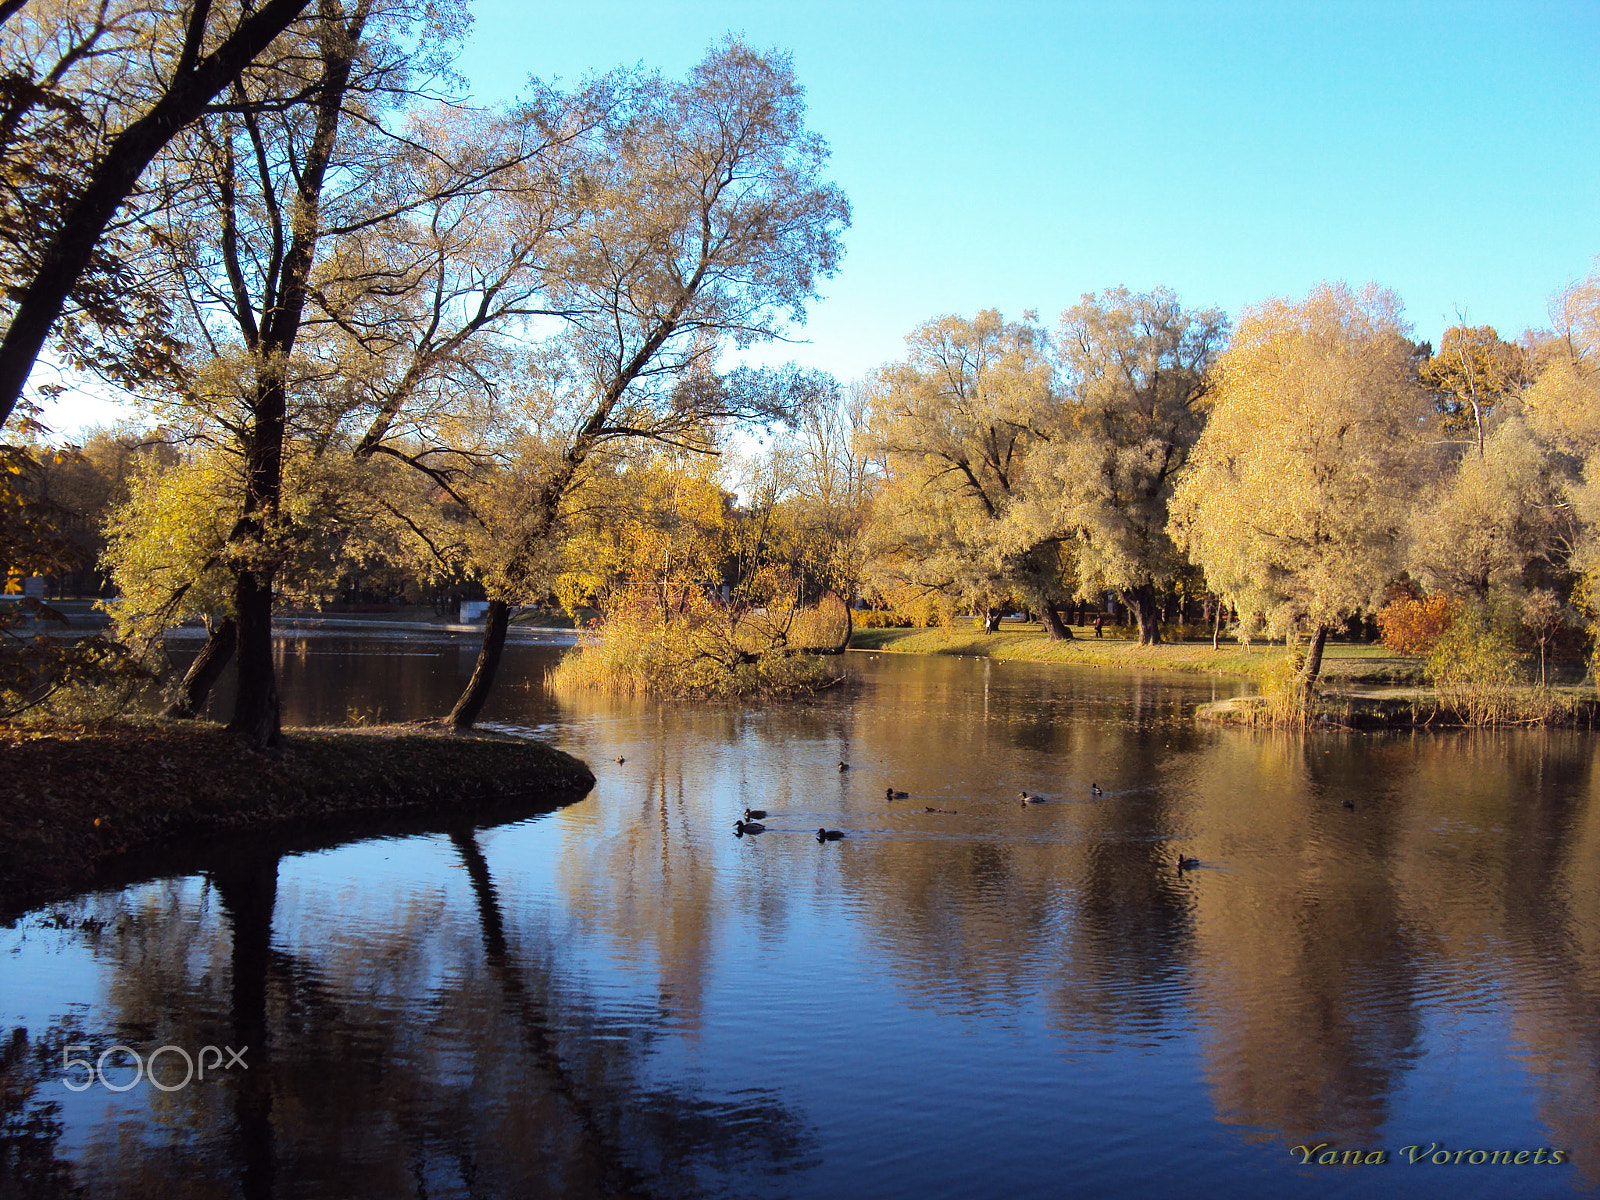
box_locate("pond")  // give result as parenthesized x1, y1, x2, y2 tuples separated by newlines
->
(3, 626, 1598, 1199)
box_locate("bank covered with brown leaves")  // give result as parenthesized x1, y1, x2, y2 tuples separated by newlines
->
(0, 722, 595, 916)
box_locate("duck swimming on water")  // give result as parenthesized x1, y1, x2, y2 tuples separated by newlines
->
(1090, 782, 1103, 796)
(816, 828, 844, 841)
(886, 788, 909, 800)
(1019, 791, 1045, 805)
(1176, 854, 1200, 871)
(744, 807, 768, 820)
(734, 820, 765, 835)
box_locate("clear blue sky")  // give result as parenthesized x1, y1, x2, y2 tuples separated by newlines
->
(42, 0, 1600, 431)
(458, 0, 1597, 378)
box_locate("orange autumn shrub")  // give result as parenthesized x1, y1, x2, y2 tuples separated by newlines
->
(1375, 593, 1457, 657)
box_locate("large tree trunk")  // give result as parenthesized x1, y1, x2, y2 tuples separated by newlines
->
(982, 607, 1002, 633)
(1121, 583, 1163, 646)
(227, 569, 280, 746)
(448, 599, 511, 730)
(1040, 603, 1074, 641)
(1301, 623, 1329, 693)
(166, 618, 237, 718)
(0, 0, 314, 432)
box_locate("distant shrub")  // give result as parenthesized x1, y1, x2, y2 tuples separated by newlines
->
(852, 608, 913, 629)
(901, 594, 952, 628)
(1427, 604, 1526, 723)
(1376, 594, 1456, 656)
(549, 588, 840, 699)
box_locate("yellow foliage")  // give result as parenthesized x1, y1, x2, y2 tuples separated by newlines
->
(549, 586, 838, 698)
(1171, 282, 1433, 638)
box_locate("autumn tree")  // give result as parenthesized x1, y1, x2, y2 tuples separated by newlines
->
(863, 309, 1068, 634)
(1405, 417, 1570, 602)
(131, 0, 496, 744)
(1418, 323, 1530, 457)
(1013, 286, 1227, 645)
(765, 381, 877, 625)
(439, 39, 848, 729)
(547, 442, 851, 697)
(1523, 267, 1600, 657)
(133, 81, 611, 722)
(1169, 283, 1436, 691)
(12, 424, 178, 595)
(0, 0, 317, 431)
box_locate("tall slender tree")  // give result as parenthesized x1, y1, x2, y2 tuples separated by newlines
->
(144, 0, 476, 745)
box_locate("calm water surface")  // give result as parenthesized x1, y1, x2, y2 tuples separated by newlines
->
(3, 627, 1598, 1199)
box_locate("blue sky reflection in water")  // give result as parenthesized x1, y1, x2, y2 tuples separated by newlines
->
(2, 634, 1598, 1198)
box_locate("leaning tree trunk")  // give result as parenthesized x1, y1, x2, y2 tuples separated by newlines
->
(445, 478, 568, 731)
(1040, 604, 1074, 641)
(1301, 623, 1330, 693)
(448, 599, 512, 730)
(1121, 583, 1163, 646)
(827, 595, 854, 654)
(166, 618, 237, 718)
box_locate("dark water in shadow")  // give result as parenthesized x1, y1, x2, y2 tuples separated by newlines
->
(3, 630, 1598, 1198)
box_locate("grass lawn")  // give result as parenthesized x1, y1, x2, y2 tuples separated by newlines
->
(847, 623, 1427, 684)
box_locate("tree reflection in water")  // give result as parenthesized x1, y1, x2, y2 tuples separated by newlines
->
(1, 831, 816, 1199)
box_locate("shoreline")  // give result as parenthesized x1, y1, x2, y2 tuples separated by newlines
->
(846, 625, 1429, 685)
(0, 722, 595, 918)
(847, 626, 1597, 726)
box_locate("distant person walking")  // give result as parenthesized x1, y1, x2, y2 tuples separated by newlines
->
(1094, 612, 1104, 638)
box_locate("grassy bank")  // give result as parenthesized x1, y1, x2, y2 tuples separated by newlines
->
(1197, 689, 1600, 729)
(0, 722, 595, 916)
(848, 625, 1426, 685)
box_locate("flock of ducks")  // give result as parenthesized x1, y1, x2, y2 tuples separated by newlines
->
(732, 814, 845, 842)
(619, 757, 1238, 872)
(731, 774, 1178, 855)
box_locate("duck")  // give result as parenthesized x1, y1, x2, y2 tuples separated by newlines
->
(1090, 782, 1103, 796)
(816, 828, 845, 841)
(733, 820, 765, 835)
(743, 807, 769, 820)
(886, 788, 909, 800)
(615, 756, 626, 764)
(839, 761, 850, 771)
(1019, 790, 1045, 805)
(1176, 854, 1200, 871)
(1341, 799, 1356, 810)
